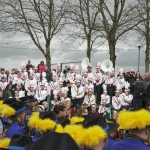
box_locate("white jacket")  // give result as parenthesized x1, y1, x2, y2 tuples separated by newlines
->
(71, 85, 84, 99)
(112, 96, 122, 110)
(83, 94, 96, 107)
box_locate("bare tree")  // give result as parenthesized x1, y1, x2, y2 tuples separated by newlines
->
(63, 0, 105, 62)
(90, 0, 143, 68)
(0, 0, 66, 70)
(134, 0, 149, 72)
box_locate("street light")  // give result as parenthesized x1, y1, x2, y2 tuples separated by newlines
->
(138, 46, 141, 72)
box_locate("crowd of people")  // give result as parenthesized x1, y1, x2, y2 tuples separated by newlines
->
(0, 59, 150, 150)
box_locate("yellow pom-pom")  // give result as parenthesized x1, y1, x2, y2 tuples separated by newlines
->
(55, 124, 64, 133)
(117, 109, 150, 130)
(70, 116, 84, 125)
(1, 104, 15, 117)
(83, 126, 107, 147)
(64, 125, 85, 146)
(0, 138, 11, 149)
(28, 112, 56, 132)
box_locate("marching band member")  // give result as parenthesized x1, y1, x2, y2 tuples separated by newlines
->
(0, 77, 8, 91)
(93, 62, 102, 104)
(35, 83, 48, 105)
(101, 84, 110, 105)
(83, 84, 96, 112)
(81, 71, 88, 87)
(33, 63, 40, 82)
(61, 87, 71, 104)
(51, 90, 60, 106)
(85, 76, 94, 95)
(15, 82, 24, 98)
(49, 73, 59, 99)
(56, 62, 64, 82)
(87, 63, 93, 79)
(98, 95, 110, 116)
(74, 65, 81, 80)
(27, 85, 35, 96)
(17, 72, 25, 85)
(0, 68, 7, 81)
(25, 74, 37, 92)
(8, 68, 16, 84)
(121, 82, 133, 109)
(58, 78, 63, 99)
(112, 86, 122, 110)
(105, 72, 115, 99)
(71, 78, 85, 108)
(66, 64, 75, 98)
(21, 62, 28, 81)
(114, 69, 126, 91)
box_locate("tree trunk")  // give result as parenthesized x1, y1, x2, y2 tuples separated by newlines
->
(86, 37, 91, 62)
(108, 41, 116, 68)
(145, 0, 149, 73)
(45, 44, 51, 71)
(145, 46, 149, 73)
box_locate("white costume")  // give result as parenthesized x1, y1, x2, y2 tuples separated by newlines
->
(114, 77, 126, 88)
(112, 96, 122, 110)
(121, 93, 133, 106)
(35, 89, 48, 103)
(83, 94, 96, 107)
(101, 94, 110, 105)
(93, 72, 102, 85)
(71, 84, 84, 99)
(105, 76, 115, 85)
(0, 73, 7, 81)
(98, 105, 110, 114)
(25, 79, 37, 91)
(0, 81, 8, 91)
(21, 71, 28, 81)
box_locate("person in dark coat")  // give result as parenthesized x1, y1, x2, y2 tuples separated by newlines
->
(131, 77, 144, 109)
(125, 70, 136, 93)
(40, 66, 52, 82)
(145, 81, 150, 108)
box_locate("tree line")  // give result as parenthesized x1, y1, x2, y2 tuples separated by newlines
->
(0, 0, 149, 71)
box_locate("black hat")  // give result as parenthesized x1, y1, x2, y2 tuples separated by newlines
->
(39, 111, 56, 121)
(19, 97, 29, 103)
(8, 134, 32, 150)
(10, 101, 30, 114)
(82, 114, 116, 134)
(27, 96, 36, 102)
(1, 99, 30, 118)
(3, 98, 16, 105)
(25, 132, 79, 150)
(106, 119, 119, 133)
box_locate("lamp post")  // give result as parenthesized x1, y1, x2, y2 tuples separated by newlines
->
(138, 46, 141, 72)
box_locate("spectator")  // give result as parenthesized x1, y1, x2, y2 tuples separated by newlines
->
(112, 109, 118, 121)
(88, 104, 99, 116)
(145, 81, 150, 108)
(145, 73, 150, 83)
(0, 90, 3, 100)
(141, 74, 147, 90)
(38, 61, 45, 73)
(125, 70, 136, 92)
(26, 60, 33, 74)
(41, 66, 52, 82)
(131, 77, 144, 109)
(3, 84, 15, 101)
(135, 71, 141, 79)
(42, 101, 48, 111)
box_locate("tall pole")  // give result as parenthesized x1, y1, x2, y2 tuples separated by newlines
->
(146, 0, 150, 72)
(138, 46, 141, 72)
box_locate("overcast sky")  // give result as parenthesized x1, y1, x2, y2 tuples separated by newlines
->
(0, 33, 146, 74)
